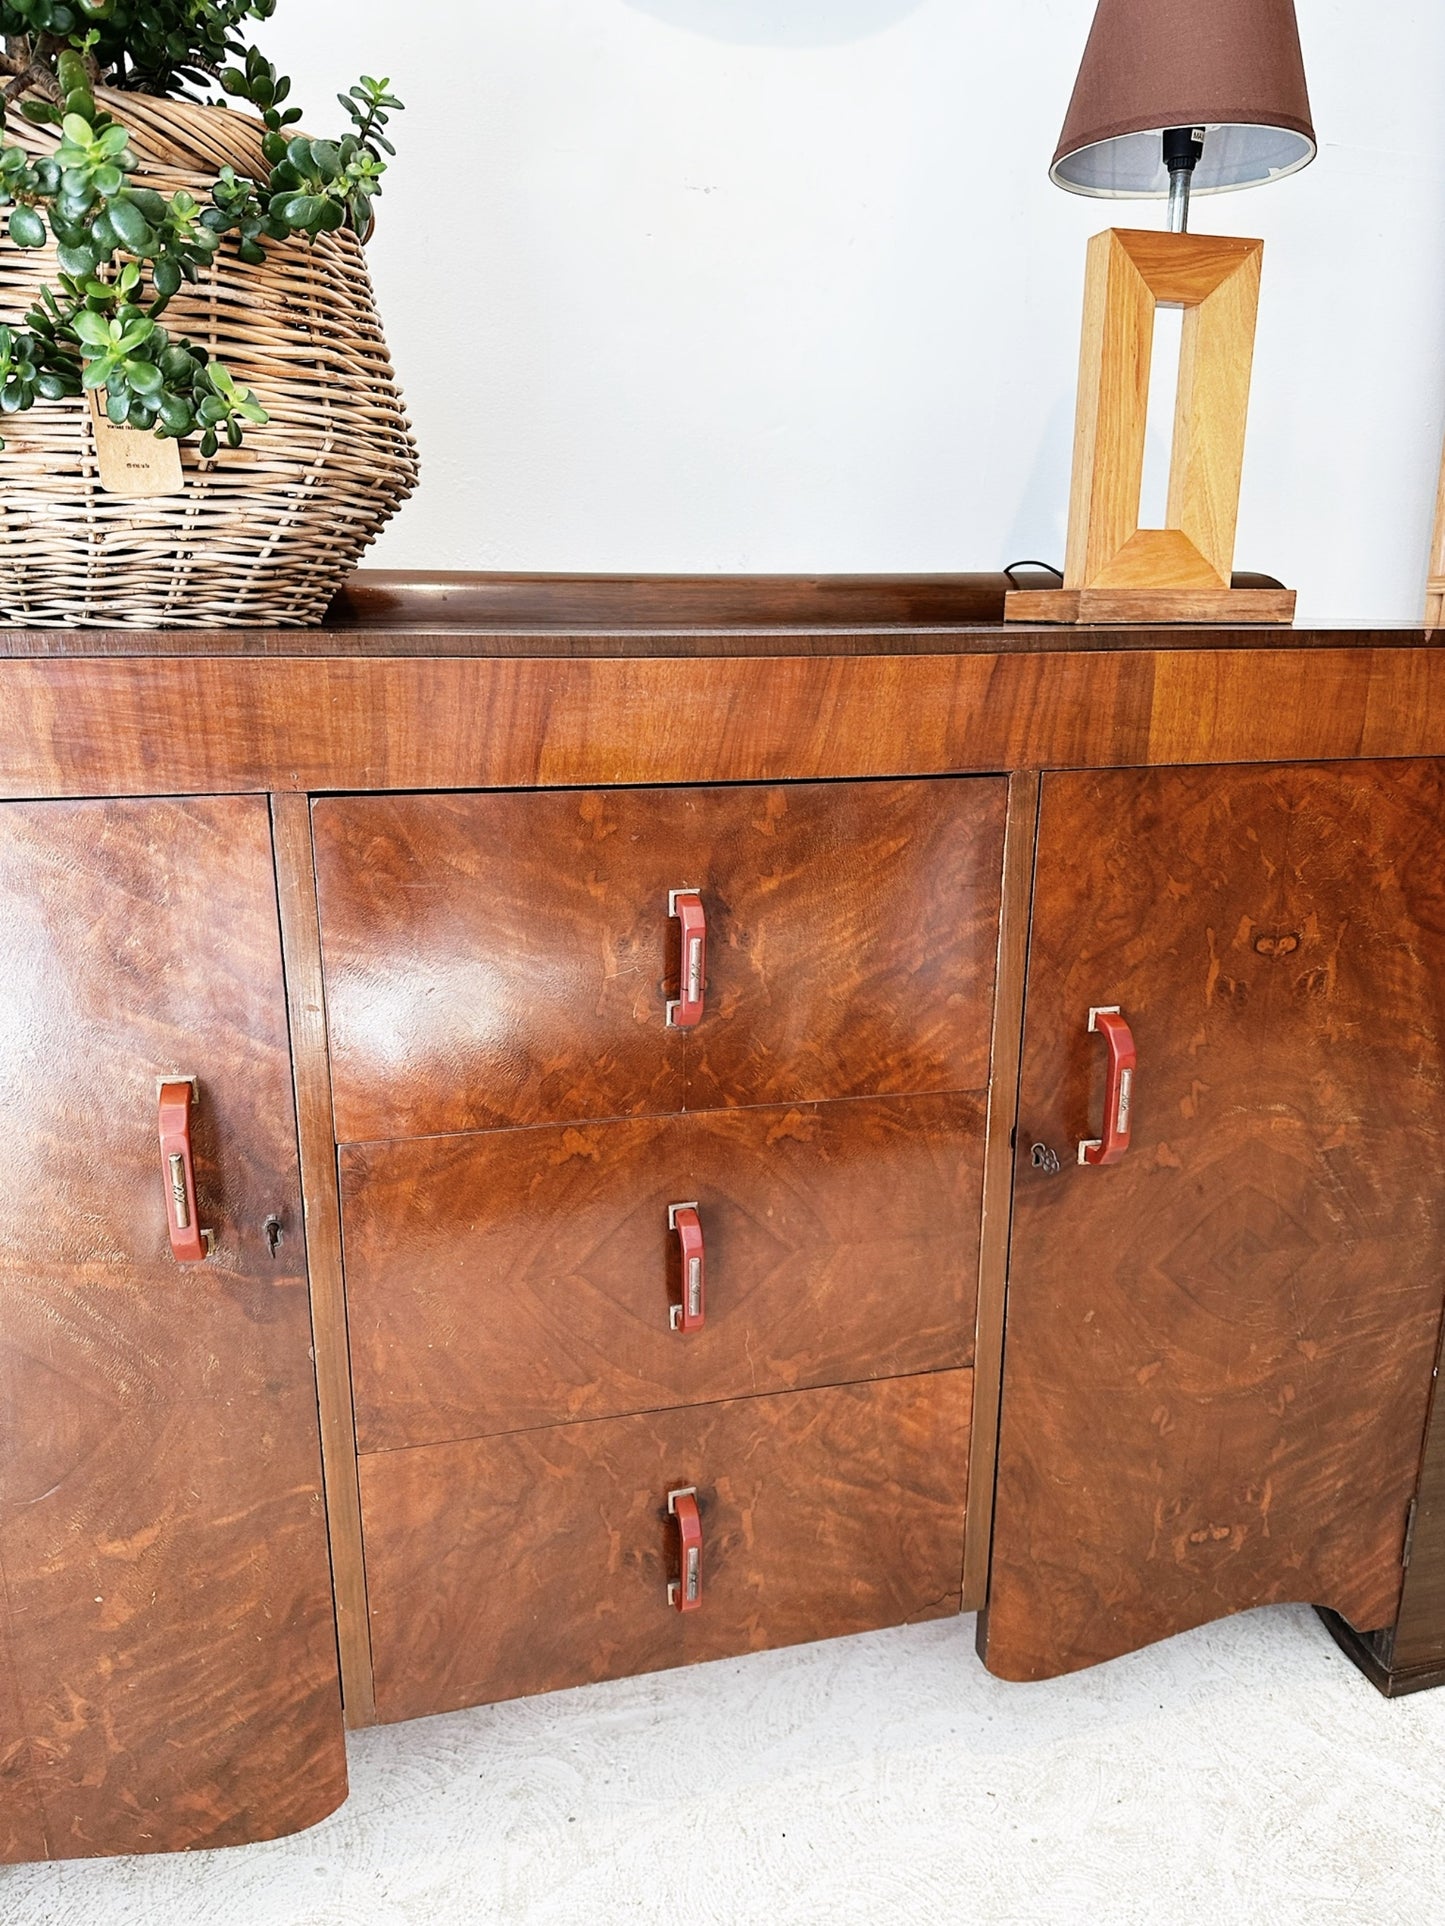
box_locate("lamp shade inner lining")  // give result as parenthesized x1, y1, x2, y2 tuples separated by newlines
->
(1052, 123, 1315, 198)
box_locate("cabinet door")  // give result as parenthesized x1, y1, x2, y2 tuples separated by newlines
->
(0, 799, 345, 1860)
(313, 779, 1005, 1142)
(983, 762, 1445, 1682)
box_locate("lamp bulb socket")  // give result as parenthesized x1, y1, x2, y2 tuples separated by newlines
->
(1162, 126, 1206, 176)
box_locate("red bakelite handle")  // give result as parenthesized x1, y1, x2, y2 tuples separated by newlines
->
(157, 1078, 212, 1263)
(667, 890, 707, 1028)
(668, 1202, 706, 1332)
(1079, 1007, 1136, 1168)
(668, 1488, 703, 1612)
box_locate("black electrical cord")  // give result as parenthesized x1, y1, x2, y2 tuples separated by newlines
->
(1003, 560, 1064, 587)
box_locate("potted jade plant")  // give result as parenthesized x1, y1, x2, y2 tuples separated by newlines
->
(0, 3, 418, 626)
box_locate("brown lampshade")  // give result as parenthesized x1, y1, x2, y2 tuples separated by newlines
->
(1052, 0, 1316, 199)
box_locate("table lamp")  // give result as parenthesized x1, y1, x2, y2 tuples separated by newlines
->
(1005, 0, 1316, 625)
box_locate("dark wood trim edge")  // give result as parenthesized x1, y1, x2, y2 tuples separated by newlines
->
(1316, 1609, 1445, 1698)
(271, 792, 376, 1728)
(1386, 1284, 1445, 1676)
(962, 770, 1041, 1611)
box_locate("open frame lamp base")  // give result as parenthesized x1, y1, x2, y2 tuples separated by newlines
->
(1005, 228, 1296, 627)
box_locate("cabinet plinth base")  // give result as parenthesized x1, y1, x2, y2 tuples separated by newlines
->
(1317, 1608, 1445, 1698)
(1004, 587, 1297, 626)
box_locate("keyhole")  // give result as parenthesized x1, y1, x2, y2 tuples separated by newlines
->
(264, 1215, 284, 1259)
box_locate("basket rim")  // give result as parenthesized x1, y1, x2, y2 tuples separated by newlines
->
(14, 86, 273, 178)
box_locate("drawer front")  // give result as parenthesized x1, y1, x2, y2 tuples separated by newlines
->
(342, 1092, 984, 1451)
(314, 779, 1006, 1142)
(361, 1370, 971, 1723)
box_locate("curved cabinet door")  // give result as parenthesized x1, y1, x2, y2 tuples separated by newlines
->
(0, 798, 345, 1862)
(983, 762, 1445, 1682)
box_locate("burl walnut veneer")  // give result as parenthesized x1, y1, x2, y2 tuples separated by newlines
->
(0, 798, 344, 1860)
(310, 779, 1006, 1140)
(3, 571, 1445, 1864)
(983, 762, 1445, 1682)
(362, 1371, 972, 1725)
(340, 1093, 985, 1452)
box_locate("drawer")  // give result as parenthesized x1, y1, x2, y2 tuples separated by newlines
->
(342, 1092, 984, 1450)
(314, 778, 1006, 1142)
(360, 1369, 971, 1723)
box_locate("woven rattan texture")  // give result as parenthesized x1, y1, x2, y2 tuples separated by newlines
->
(0, 93, 418, 628)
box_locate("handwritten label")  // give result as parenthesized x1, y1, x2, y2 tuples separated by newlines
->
(88, 391, 185, 499)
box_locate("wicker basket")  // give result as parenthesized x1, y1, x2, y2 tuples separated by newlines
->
(0, 92, 418, 627)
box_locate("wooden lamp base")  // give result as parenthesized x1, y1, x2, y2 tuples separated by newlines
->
(1005, 585, 1296, 625)
(1007, 228, 1294, 627)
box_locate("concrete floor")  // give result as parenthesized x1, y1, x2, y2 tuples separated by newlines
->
(5, 1606, 1444, 1925)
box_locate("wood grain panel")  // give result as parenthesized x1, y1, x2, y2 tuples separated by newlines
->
(0, 1607, 44, 1864)
(313, 786, 687, 1141)
(7, 648, 1445, 800)
(342, 1093, 983, 1452)
(271, 793, 374, 1726)
(679, 780, 1006, 1113)
(361, 1370, 971, 1723)
(0, 652, 1135, 798)
(1064, 227, 1158, 588)
(1008, 587, 1296, 626)
(1166, 236, 1261, 585)
(0, 798, 346, 1859)
(1145, 649, 1445, 765)
(981, 763, 1445, 1682)
(314, 780, 1004, 1142)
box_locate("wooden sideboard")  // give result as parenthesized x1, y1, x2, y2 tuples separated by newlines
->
(4, 570, 1445, 1863)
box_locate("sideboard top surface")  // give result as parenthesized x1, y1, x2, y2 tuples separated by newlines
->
(0, 570, 1433, 659)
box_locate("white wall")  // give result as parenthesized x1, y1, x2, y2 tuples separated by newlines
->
(265, 0, 1445, 626)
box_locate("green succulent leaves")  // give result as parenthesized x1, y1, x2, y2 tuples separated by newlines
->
(0, 4, 402, 453)
(5, 1, 284, 103)
(0, 320, 69, 413)
(8, 204, 46, 246)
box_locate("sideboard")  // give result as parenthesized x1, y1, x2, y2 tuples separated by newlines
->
(4, 570, 1445, 1864)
